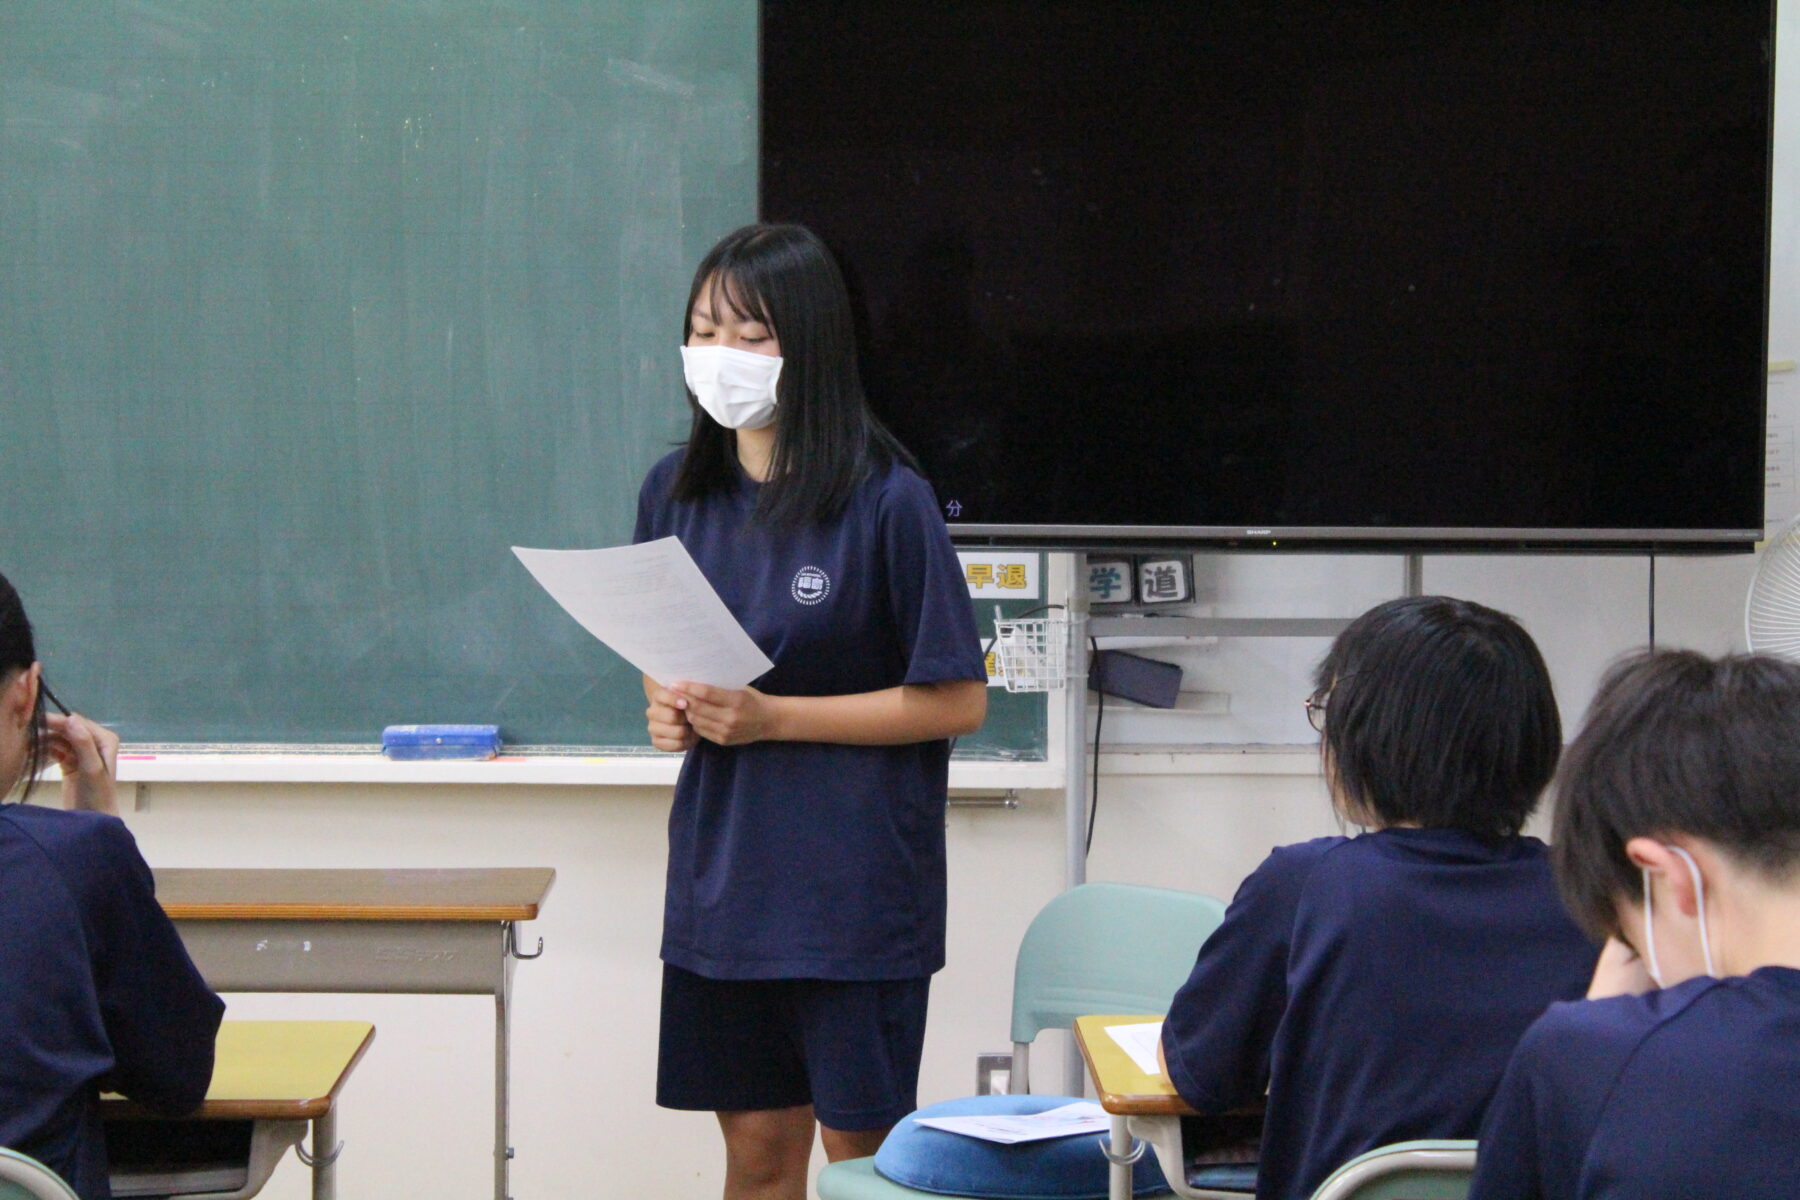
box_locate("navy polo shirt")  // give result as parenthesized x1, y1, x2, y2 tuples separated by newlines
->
(0, 803, 225, 1200)
(633, 450, 985, 980)
(1162, 828, 1595, 1200)
(1470, 967, 1800, 1200)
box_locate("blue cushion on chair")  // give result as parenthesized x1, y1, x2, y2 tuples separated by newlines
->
(873, 1095, 1171, 1199)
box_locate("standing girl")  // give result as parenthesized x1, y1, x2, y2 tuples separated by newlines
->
(634, 224, 987, 1200)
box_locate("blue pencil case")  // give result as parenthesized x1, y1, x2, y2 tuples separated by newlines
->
(381, 724, 502, 760)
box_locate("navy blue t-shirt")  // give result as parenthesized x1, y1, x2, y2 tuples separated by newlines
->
(1470, 967, 1800, 1199)
(633, 450, 986, 980)
(1162, 828, 1595, 1200)
(0, 803, 225, 1199)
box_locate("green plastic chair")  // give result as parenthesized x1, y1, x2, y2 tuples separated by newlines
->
(1306, 1141, 1478, 1200)
(816, 882, 1228, 1200)
(0, 1149, 79, 1200)
(1004, 883, 1228, 1094)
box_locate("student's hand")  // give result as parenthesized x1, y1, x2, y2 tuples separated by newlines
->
(645, 684, 699, 753)
(670, 682, 780, 747)
(45, 712, 120, 816)
(1587, 935, 1656, 999)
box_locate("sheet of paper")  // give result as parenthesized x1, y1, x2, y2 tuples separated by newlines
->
(513, 538, 774, 689)
(912, 1101, 1109, 1145)
(1106, 1020, 1164, 1076)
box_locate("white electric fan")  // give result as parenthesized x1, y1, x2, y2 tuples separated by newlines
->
(1746, 516, 1800, 660)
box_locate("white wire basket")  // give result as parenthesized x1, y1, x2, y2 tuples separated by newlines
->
(991, 607, 1068, 693)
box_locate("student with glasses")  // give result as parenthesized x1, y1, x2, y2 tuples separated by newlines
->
(0, 570, 224, 1199)
(1159, 596, 1596, 1200)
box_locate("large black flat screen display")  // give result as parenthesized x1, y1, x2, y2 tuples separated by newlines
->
(762, 1, 1772, 550)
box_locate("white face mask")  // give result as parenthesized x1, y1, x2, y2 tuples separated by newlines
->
(1642, 844, 1716, 987)
(680, 345, 783, 430)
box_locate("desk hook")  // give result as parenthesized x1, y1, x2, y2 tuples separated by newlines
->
(1098, 1135, 1147, 1167)
(506, 923, 544, 960)
(297, 1138, 344, 1168)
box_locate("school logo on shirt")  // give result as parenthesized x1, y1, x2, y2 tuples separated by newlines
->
(791, 565, 831, 605)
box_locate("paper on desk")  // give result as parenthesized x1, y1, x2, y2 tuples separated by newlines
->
(913, 1101, 1110, 1144)
(513, 538, 773, 689)
(1107, 1021, 1164, 1076)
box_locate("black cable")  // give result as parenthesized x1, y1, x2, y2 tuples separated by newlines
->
(1647, 552, 1657, 651)
(1086, 635, 1103, 856)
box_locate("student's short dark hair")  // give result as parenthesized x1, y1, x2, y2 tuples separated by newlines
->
(673, 223, 919, 526)
(1314, 596, 1561, 838)
(0, 570, 46, 804)
(1553, 651, 1800, 941)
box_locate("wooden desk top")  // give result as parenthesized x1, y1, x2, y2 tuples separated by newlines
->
(153, 867, 555, 921)
(103, 1021, 375, 1121)
(1073, 1015, 1197, 1117)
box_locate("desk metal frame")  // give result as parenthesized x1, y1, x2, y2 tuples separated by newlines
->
(1072, 1015, 1245, 1200)
(159, 869, 552, 1200)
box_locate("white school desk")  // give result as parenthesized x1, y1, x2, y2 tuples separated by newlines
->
(103, 1020, 375, 1200)
(154, 868, 554, 1200)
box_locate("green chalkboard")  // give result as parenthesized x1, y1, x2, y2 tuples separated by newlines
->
(0, 0, 1046, 761)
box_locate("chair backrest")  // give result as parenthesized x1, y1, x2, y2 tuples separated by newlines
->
(1010, 882, 1227, 1044)
(0, 1149, 80, 1200)
(1307, 1141, 1478, 1200)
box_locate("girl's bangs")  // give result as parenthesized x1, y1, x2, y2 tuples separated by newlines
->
(706, 266, 776, 333)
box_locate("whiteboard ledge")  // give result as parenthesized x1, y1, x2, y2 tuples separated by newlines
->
(98, 753, 1064, 790)
(1097, 747, 1322, 777)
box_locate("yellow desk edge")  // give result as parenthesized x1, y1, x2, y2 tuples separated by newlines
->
(104, 1020, 375, 1119)
(1073, 1014, 1192, 1115)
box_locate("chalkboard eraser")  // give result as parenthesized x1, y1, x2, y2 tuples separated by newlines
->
(381, 724, 502, 760)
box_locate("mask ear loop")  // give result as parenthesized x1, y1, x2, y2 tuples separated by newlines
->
(1666, 844, 1717, 978)
(1642, 866, 1665, 988)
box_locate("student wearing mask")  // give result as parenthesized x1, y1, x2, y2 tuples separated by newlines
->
(1470, 651, 1800, 1199)
(0, 570, 225, 1198)
(635, 224, 987, 1200)
(1159, 596, 1596, 1200)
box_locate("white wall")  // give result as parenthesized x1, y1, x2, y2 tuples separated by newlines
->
(113, 781, 1066, 1198)
(111, 626, 1661, 1200)
(121, 767, 1342, 1200)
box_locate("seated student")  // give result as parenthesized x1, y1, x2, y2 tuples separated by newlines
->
(0, 571, 225, 1199)
(1159, 596, 1596, 1200)
(1469, 651, 1800, 1200)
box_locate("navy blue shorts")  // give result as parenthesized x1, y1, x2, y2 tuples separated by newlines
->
(656, 963, 931, 1131)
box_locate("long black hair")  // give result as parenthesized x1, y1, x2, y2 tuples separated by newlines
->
(0, 571, 45, 803)
(672, 224, 918, 525)
(1553, 651, 1800, 941)
(1313, 595, 1562, 838)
